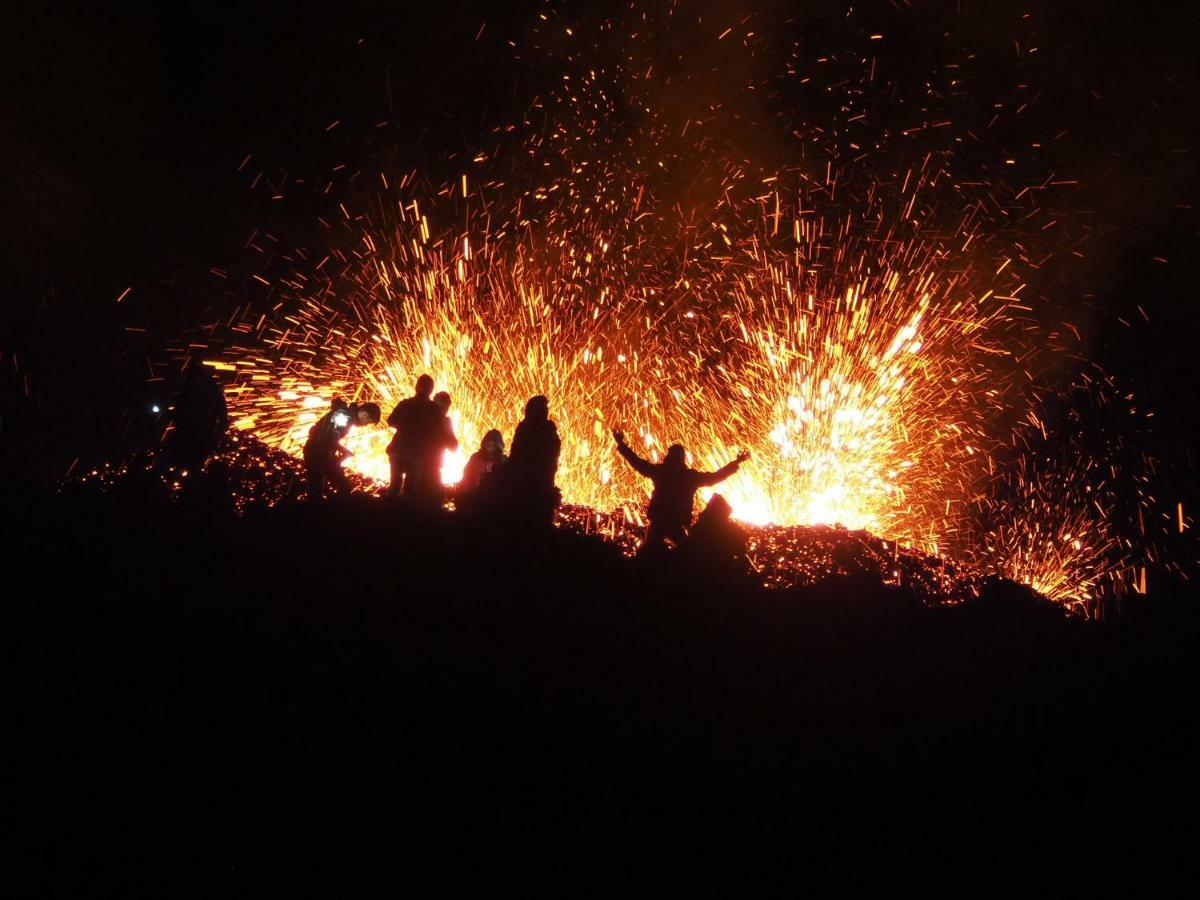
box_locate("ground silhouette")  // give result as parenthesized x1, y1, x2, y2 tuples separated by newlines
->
(4, 472, 1198, 878)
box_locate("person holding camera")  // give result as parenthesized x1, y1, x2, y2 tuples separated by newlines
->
(304, 398, 380, 500)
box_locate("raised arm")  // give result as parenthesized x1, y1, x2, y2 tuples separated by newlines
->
(612, 430, 657, 479)
(696, 450, 751, 487)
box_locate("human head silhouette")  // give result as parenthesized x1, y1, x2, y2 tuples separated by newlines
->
(415, 374, 434, 398)
(482, 429, 504, 453)
(434, 391, 451, 414)
(524, 395, 549, 422)
(701, 493, 732, 523)
(665, 443, 686, 468)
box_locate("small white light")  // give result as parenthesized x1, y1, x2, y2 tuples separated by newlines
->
(151, 405, 160, 414)
(333, 412, 350, 428)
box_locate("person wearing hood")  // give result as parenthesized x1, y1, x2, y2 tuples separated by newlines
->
(457, 428, 507, 518)
(460, 428, 507, 495)
(681, 493, 750, 578)
(612, 429, 749, 553)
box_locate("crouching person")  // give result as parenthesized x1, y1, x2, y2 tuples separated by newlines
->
(303, 399, 380, 501)
(681, 493, 751, 580)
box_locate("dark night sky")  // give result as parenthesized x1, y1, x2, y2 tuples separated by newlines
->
(3, 1, 1198, 491)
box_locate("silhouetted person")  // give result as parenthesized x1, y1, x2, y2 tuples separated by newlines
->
(613, 429, 749, 553)
(458, 428, 507, 517)
(682, 493, 750, 578)
(304, 399, 380, 501)
(407, 390, 459, 509)
(385, 374, 439, 499)
(460, 429, 506, 493)
(160, 362, 228, 471)
(507, 395, 561, 527)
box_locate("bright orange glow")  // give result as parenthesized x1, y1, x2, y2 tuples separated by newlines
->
(206, 7, 1145, 607)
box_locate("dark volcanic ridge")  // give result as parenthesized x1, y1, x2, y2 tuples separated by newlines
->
(63, 432, 992, 605)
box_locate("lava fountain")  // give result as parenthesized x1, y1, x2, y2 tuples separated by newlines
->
(200, 5, 1145, 604)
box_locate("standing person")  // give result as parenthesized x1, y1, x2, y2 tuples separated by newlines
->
(612, 429, 749, 553)
(407, 391, 459, 509)
(506, 395, 561, 527)
(385, 374, 438, 499)
(160, 361, 228, 471)
(304, 399, 380, 501)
